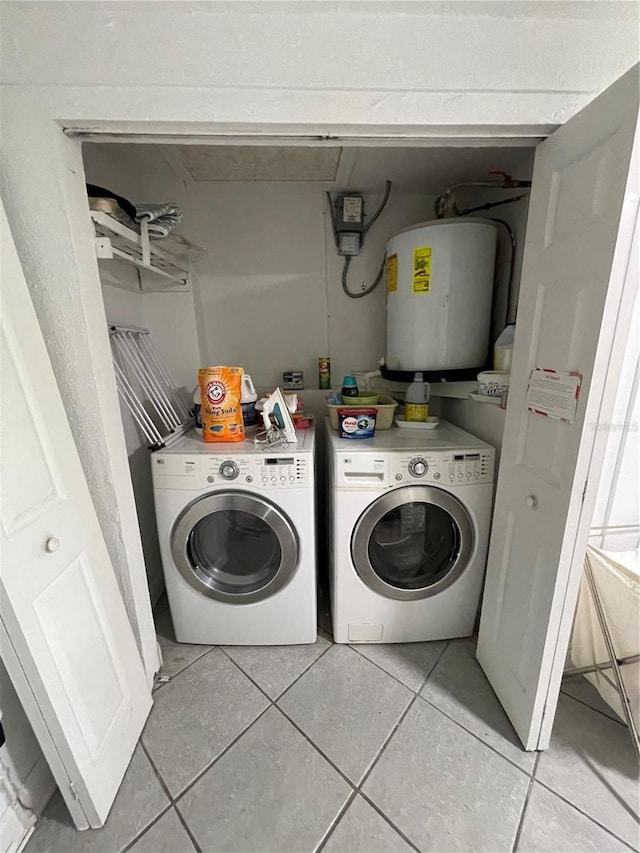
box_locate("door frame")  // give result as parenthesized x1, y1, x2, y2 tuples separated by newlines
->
(3, 117, 547, 691)
(4, 111, 627, 739)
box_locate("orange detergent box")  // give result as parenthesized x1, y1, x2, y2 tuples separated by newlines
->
(198, 366, 245, 442)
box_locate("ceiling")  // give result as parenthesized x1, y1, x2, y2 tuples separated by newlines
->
(85, 142, 536, 193)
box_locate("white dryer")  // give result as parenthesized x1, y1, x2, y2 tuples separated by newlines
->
(327, 419, 495, 643)
(152, 426, 316, 645)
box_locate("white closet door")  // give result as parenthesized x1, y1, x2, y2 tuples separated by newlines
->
(477, 65, 639, 750)
(0, 201, 152, 828)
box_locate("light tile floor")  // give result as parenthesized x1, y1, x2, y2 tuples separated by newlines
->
(26, 601, 639, 853)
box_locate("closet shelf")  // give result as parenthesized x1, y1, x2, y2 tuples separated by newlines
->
(91, 211, 200, 290)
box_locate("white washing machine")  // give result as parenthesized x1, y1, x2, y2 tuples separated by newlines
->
(152, 426, 316, 645)
(327, 418, 495, 643)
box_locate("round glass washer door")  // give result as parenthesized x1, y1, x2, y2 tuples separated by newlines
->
(171, 492, 299, 603)
(351, 486, 474, 601)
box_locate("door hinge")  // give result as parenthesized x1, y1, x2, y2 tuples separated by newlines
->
(581, 478, 588, 504)
(69, 781, 79, 802)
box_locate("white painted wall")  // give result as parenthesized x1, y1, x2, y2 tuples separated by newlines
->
(83, 144, 201, 603)
(2, 3, 638, 132)
(191, 183, 435, 386)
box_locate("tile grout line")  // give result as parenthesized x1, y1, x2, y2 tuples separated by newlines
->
(357, 692, 420, 791)
(418, 693, 535, 779)
(218, 639, 334, 706)
(510, 753, 540, 853)
(172, 704, 273, 805)
(139, 739, 177, 804)
(559, 686, 628, 728)
(531, 777, 639, 851)
(348, 643, 433, 694)
(273, 640, 335, 702)
(152, 643, 217, 694)
(274, 700, 423, 853)
(119, 799, 174, 853)
(172, 801, 204, 853)
(217, 647, 279, 705)
(418, 639, 451, 691)
(278, 640, 451, 853)
(273, 703, 357, 790)
(313, 789, 359, 853)
(358, 792, 422, 853)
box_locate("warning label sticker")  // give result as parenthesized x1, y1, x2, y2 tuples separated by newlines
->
(412, 246, 432, 293)
(387, 253, 398, 293)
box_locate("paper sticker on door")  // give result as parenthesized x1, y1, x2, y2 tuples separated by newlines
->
(526, 368, 582, 423)
(412, 246, 432, 293)
(386, 254, 398, 293)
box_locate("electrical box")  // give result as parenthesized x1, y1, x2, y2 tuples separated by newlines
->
(335, 194, 365, 256)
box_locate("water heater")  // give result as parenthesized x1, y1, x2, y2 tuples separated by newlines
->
(386, 218, 498, 373)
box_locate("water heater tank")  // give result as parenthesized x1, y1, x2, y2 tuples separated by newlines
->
(386, 218, 498, 373)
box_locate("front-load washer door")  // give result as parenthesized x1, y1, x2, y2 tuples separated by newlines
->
(351, 486, 474, 601)
(171, 491, 299, 603)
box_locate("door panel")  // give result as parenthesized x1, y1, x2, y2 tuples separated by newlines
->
(0, 202, 152, 828)
(477, 65, 639, 750)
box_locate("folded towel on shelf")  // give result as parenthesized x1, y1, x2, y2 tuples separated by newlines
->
(134, 203, 183, 238)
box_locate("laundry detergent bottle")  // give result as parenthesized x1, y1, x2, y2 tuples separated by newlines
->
(405, 372, 430, 422)
(241, 373, 258, 429)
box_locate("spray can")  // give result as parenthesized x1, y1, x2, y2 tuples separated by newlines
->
(318, 357, 331, 390)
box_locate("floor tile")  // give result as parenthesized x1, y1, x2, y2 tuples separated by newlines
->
(128, 807, 196, 853)
(154, 606, 212, 685)
(536, 693, 639, 848)
(517, 782, 630, 852)
(142, 649, 269, 796)
(178, 707, 351, 853)
(561, 674, 624, 724)
(323, 794, 414, 853)
(420, 639, 535, 771)
(278, 645, 412, 783)
(354, 640, 447, 692)
(222, 634, 330, 698)
(24, 746, 169, 853)
(363, 698, 529, 852)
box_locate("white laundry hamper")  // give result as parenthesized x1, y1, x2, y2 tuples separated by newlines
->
(569, 544, 639, 732)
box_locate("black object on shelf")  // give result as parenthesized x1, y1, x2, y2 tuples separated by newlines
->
(380, 364, 483, 383)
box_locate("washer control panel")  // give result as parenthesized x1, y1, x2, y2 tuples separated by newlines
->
(152, 453, 311, 490)
(391, 450, 494, 484)
(334, 448, 495, 488)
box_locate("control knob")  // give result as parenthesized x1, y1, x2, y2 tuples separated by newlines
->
(408, 457, 428, 478)
(219, 460, 240, 480)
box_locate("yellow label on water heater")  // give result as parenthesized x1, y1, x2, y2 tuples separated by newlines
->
(386, 253, 398, 293)
(412, 246, 432, 293)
